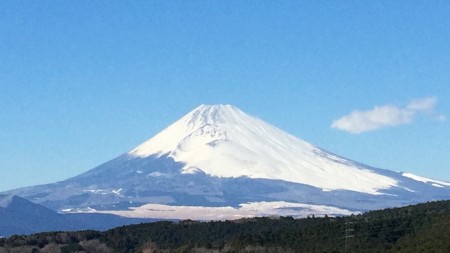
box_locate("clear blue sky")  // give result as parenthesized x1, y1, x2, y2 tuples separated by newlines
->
(1, 1, 449, 191)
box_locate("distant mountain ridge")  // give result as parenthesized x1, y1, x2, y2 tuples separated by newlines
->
(3, 104, 449, 221)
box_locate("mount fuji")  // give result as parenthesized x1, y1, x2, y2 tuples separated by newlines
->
(4, 104, 450, 220)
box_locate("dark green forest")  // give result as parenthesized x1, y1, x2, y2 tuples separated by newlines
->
(1, 200, 449, 253)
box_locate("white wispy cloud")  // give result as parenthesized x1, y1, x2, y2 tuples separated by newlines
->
(332, 97, 445, 134)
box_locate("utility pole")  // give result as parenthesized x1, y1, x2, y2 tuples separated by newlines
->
(344, 219, 355, 252)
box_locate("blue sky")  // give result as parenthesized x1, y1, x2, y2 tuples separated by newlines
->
(1, 1, 449, 191)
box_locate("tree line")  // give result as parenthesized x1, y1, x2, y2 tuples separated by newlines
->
(1, 200, 449, 252)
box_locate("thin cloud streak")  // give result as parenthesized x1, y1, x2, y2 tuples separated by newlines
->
(332, 97, 445, 134)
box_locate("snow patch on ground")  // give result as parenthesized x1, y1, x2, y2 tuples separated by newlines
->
(112, 188, 123, 195)
(83, 188, 123, 196)
(64, 207, 96, 213)
(148, 172, 164, 177)
(86, 201, 357, 220)
(84, 189, 109, 195)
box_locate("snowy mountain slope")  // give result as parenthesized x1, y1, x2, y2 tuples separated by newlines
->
(402, 173, 450, 187)
(129, 104, 397, 194)
(3, 104, 450, 220)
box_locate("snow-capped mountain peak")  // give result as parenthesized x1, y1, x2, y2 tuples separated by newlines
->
(3, 104, 449, 223)
(129, 104, 241, 157)
(129, 104, 397, 194)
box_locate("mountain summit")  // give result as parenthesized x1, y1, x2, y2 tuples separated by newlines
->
(129, 104, 396, 194)
(4, 104, 450, 220)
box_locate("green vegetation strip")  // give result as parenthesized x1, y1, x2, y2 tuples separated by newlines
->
(1, 200, 449, 253)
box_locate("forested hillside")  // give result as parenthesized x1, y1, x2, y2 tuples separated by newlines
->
(1, 200, 449, 252)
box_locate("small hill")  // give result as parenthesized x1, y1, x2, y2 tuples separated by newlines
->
(0, 195, 160, 237)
